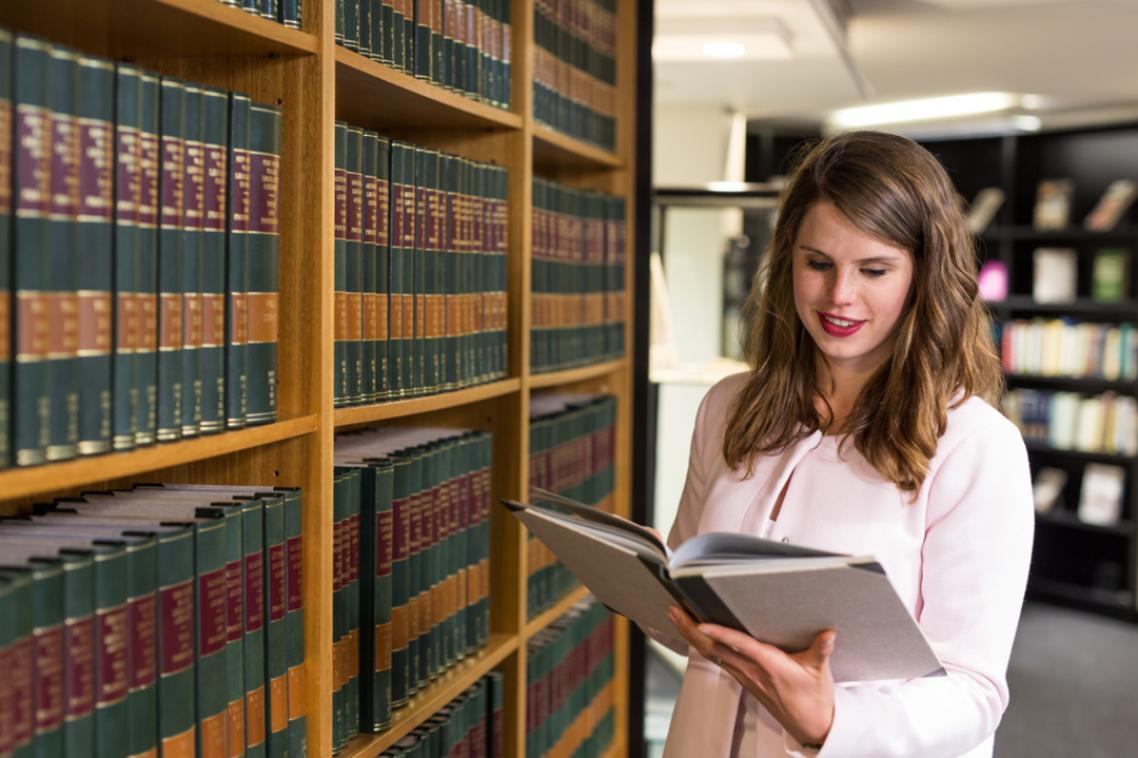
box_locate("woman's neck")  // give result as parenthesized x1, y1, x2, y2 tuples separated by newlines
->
(814, 355, 883, 435)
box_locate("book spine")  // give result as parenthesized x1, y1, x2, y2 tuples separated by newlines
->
(429, 150, 445, 394)
(441, 155, 456, 391)
(347, 470, 362, 742)
(218, 507, 246, 758)
(442, 0, 455, 90)
(389, 142, 406, 398)
(359, 0, 372, 57)
(246, 103, 281, 425)
(263, 496, 289, 757)
(345, 0, 360, 50)
(369, 0, 384, 62)
(191, 517, 230, 758)
(241, 499, 268, 758)
(157, 77, 186, 443)
(45, 45, 79, 462)
(373, 461, 395, 730)
(112, 65, 142, 452)
(496, 166, 507, 377)
(445, 440, 461, 665)
(333, 122, 349, 406)
(432, 0, 444, 85)
(181, 85, 205, 438)
(407, 449, 426, 690)
(156, 528, 196, 757)
(414, 0, 431, 79)
(74, 56, 115, 456)
(389, 454, 411, 707)
(461, 436, 477, 655)
(362, 131, 379, 405)
(476, 163, 489, 383)
(413, 147, 428, 395)
(225, 93, 251, 429)
(199, 88, 229, 434)
(347, 126, 365, 405)
(135, 74, 161, 446)
(424, 445, 442, 679)
(500, 0, 510, 109)
(0, 32, 14, 467)
(0, 574, 34, 757)
(83, 544, 129, 758)
(25, 562, 66, 758)
(283, 489, 307, 757)
(335, 0, 345, 45)
(280, 0, 301, 28)
(477, 433, 490, 644)
(331, 470, 347, 751)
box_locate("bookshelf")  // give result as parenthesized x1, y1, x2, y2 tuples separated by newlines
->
(0, 2, 640, 757)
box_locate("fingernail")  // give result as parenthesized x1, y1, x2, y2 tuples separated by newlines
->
(697, 624, 714, 637)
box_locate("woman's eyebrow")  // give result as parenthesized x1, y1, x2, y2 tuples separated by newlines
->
(799, 245, 901, 264)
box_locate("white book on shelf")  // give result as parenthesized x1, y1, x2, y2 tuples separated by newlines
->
(1075, 396, 1105, 452)
(1049, 393, 1078, 450)
(1032, 247, 1077, 304)
(1102, 327, 1122, 380)
(1114, 396, 1138, 455)
(1077, 463, 1125, 527)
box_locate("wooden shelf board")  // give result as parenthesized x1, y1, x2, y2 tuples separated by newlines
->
(340, 634, 518, 758)
(988, 226, 1138, 241)
(524, 585, 592, 638)
(1029, 576, 1136, 619)
(993, 297, 1138, 317)
(335, 47, 523, 131)
(0, 415, 319, 500)
(333, 379, 522, 427)
(0, 0, 318, 57)
(1035, 509, 1133, 538)
(533, 125, 623, 170)
(1023, 442, 1135, 465)
(529, 359, 627, 390)
(1005, 373, 1138, 393)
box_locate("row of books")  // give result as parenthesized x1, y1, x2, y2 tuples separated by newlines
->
(533, 0, 617, 150)
(1031, 247, 1130, 304)
(1003, 389, 1138, 455)
(332, 427, 493, 752)
(334, 123, 508, 406)
(0, 484, 305, 758)
(379, 672, 506, 757)
(526, 597, 615, 758)
(1, 31, 281, 470)
(217, 0, 303, 28)
(967, 179, 1138, 233)
(1033, 465, 1129, 529)
(335, 0, 512, 109)
(532, 179, 626, 373)
(997, 319, 1138, 380)
(527, 395, 616, 620)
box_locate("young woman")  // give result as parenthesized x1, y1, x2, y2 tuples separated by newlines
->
(660, 131, 1034, 757)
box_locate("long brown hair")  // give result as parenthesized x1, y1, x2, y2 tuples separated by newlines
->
(723, 131, 1003, 494)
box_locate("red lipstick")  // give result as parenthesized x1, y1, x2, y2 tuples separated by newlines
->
(818, 311, 865, 337)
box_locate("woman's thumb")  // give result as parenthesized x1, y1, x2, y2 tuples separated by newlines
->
(806, 629, 837, 671)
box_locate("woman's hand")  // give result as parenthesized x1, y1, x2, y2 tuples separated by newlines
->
(667, 605, 836, 747)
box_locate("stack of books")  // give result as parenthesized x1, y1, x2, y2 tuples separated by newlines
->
(998, 319, 1138, 380)
(335, 0, 512, 109)
(526, 597, 615, 758)
(3, 30, 282, 469)
(378, 672, 507, 757)
(334, 122, 508, 406)
(0, 484, 306, 758)
(1003, 388, 1138, 455)
(531, 179, 626, 373)
(533, 0, 617, 150)
(218, 0, 303, 28)
(333, 427, 493, 751)
(527, 395, 616, 619)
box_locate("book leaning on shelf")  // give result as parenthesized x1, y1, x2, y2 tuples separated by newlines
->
(505, 488, 944, 683)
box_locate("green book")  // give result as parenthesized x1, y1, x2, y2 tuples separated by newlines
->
(346, 469, 362, 742)
(157, 76, 186, 443)
(0, 570, 34, 757)
(280, 487, 307, 757)
(0, 31, 11, 469)
(390, 0, 405, 70)
(368, 0, 384, 63)
(501, 0, 511, 109)
(381, 0, 396, 66)
(441, 0, 455, 90)
(356, 458, 394, 732)
(335, 0, 345, 45)
(414, 0, 431, 79)
(347, 126, 366, 405)
(199, 87, 230, 434)
(181, 84, 205, 438)
(1093, 248, 1130, 302)
(359, 0, 372, 56)
(362, 131, 380, 404)
(45, 44, 80, 462)
(412, 147, 428, 395)
(439, 154, 456, 391)
(331, 469, 348, 751)
(389, 142, 408, 398)
(246, 103, 281, 426)
(431, 0, 444, 84)
(494, 165, 508, 377)
(135, 73, 161, 447)
(345, 0, 360, 50)
(112, 64, 143, 452)
(261, 493, 290, 757)
(334, 121, 349, 407)
(74, 54, 115, 456)
(377, 136, 392, 400)
(226, 93, 251, 430)
(405, 448, 425, 691)
(426, 149, 444, 394)
(388, 452, 412, 706)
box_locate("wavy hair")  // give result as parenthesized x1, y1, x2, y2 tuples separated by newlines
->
(723, 131, 1003, 495)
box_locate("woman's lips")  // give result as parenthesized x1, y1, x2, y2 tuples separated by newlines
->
(818, 312, 866, 337)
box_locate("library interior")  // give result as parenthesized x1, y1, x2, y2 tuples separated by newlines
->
(0, 1, 1134, 757)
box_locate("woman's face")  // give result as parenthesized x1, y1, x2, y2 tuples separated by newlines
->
(792, 201, 914, 379)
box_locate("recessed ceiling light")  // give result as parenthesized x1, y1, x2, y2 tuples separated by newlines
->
(702, 41, 747, 59)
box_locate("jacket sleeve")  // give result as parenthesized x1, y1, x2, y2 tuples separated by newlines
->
(811, 416, 1035, 758)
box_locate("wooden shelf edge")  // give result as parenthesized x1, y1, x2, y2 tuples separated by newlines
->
(334, 46, 523, 130)
(0, 415, 319, 499)
(340, 634, 519, 758)
(151, 0, 321, 54)
(1023, 442, 1136, 464)
(529, 359, 627, 390)
(1035, 510, 1133, 537)
(333, 379, 522, 427)
(533, 125, 624, 169)
(523, 585, 592, 638)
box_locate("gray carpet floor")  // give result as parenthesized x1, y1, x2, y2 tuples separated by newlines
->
(644, 601, 1138, 757)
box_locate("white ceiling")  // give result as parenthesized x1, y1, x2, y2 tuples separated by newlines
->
(654, 0, 1138, 131)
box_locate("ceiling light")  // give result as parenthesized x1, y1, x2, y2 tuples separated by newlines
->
(702, 41, 747, 59)
(828, 93, 1020, 129)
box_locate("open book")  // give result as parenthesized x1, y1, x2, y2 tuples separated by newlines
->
(506, 489, 944, 683)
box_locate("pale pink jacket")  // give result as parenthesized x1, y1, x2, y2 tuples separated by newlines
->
(662, 372, 1034, 758)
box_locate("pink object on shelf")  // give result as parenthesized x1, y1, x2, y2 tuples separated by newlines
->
(978, 259, 1008, 302)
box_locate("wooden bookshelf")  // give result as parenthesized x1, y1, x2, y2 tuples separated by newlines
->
(0, 0, 641, 756)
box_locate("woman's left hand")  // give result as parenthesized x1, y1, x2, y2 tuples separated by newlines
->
(668, 606, 837, 747)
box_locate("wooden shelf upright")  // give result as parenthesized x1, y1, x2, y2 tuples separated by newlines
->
(0, 0, 640, 755)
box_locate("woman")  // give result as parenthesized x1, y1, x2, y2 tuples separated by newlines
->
(660, 131, 1034, 757)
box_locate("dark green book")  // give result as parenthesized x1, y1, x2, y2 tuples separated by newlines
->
(425, 149, 443, 394)
(74, 54, 115, 456)
(135, 73, 162, 447)
(390, 452, 412, 706)
(346, 469, 362, 742)
(334, 121, 349, 406)
(335, 0, 345, 45)
(501, 0, 511, 109)
(0, 569, 34, 757)
(280, 487, 307, 757)
(412, 147, 428, 395)
(368, 0, 384, 62)
(431, 0, 444, 84)
(381, 0, 396, 66)
(281, 0, 301, 28)
(359, 0, 372, 56)
(199, 87, 230, 434)
(112, 64, 143, 452)
(389, 0, 405, 70)
(440, 154, 456, 391)
(45, 44, 79, 462)
(441, 0, 455, 90)
(246, 103, 281, 425)
(347, 126, 365, 405)
(345, 0, 360, 50)
(414, 0, 431, 79)
(377, 137, 392, 400)
(331, 469, 348, 751)
(181, 84, 205, 438)
(362, 131, 380, 404)
(226, 93, 252, 429)
(157, 76, 186, 442)
(261, 493, 289, 757)
(494, 165, 507, 377)
(0, 30, 11, 469)
(388, 141, 408, 398)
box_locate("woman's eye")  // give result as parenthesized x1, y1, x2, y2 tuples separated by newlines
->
(862, 268, 887, 278)
(806, 260, 831, 271)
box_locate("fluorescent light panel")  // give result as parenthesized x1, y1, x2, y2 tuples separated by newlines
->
(829, 92, 1021, 128)
(653, 16, 793, 61)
